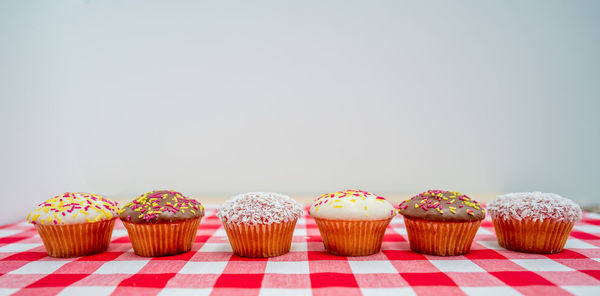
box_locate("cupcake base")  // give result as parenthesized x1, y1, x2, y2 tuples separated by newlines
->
(122, 218, 201, 257)
(403, 217, 481, 256)
(492, 217, 574, 254)
(314, 217, 392, 256)
(35, 219, 116, 258)
(222, 219, 297, 258)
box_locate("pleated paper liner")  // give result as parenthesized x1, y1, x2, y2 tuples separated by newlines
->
(122, 218, 201, 257)
(35, 218, 116, 258)
(403, 217, 481, 256)
(492, 217, 574, 254)
(222, 219, 297, 258)
(313, 217, 392, 256)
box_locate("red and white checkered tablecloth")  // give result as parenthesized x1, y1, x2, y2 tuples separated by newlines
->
(1, 206, 599, 296)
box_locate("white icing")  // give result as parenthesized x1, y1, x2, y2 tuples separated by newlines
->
(309, 190, 395, 220)
(487, 192, 582, 222)
(216, 192, 304, 224)
(27, 192, 119, 225)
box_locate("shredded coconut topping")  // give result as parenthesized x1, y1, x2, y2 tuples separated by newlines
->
(487, 192, 582, 222)
(216, 192, 304, 224)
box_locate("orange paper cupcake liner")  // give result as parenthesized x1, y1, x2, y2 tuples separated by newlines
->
(222, 219, 297, 258)
(313, 217, 392, 256)
(35, 219, 116, 258)
(492, 217, 574, 254)
(122, 218, 201, 257)
(403, 217, 481, 256)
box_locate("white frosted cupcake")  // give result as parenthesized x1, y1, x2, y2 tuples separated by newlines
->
(309, 189, 395, 256)
(487, 192, 582, 254)
(217, 192, 304, 258)
(27, 192, 119, 258)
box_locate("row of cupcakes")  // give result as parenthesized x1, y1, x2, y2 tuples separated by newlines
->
(26, 189, 582, 258)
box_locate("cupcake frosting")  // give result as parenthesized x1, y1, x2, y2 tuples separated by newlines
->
(397, 190, 485, 222)
(27, 192, 119, 225)
(119, 190, 204, 223)
(487, 192, 582, 222)
(309, 189, 395, 220)
(217, 192, 304, 224)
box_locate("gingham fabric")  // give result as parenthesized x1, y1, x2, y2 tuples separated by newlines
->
(1, 206, 599, 296)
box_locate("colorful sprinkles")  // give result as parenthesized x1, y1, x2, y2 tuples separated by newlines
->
(397, 190, 485, 216)
(120, 190, 204, 222)
(312, 189, 395, 217)
(27, 192, 119, 225)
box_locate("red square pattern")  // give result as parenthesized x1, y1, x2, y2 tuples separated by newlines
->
(310, 272, 358, 288)
(214, 274, 264, 288)
(26, 274, 89, 288)
(118, 273, 177, 288)
(307, 251, 348, 261)
(400, 273, 457, 286)
(1, 252, 47, 261)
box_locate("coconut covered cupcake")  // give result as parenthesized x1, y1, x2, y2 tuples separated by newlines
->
(309, 189, 395, 256)
(487, 192, 582, 254)
(27, 192, 119, 258)
(217, 192, 304, 258)
(119, 190, 204, 257)
(397, 190, 485, 256)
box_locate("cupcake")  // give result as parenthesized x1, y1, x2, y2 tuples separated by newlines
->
(26, 192, 119, 258)
(486, 192, 582, 254)
(309, 189, 395, 256)
(397, 190, 485, 256)
(217, 192, 303, 258)
(119, 190, 204, 257)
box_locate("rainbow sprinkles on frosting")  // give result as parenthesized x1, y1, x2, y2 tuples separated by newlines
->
(27, 192, 119, 225)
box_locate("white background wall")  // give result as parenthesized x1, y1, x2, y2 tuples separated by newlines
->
(1, 0, 599, 224)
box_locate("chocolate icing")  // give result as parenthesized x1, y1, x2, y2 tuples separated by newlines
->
(119, 190, 204, 224)
(397, 190, 485, 222)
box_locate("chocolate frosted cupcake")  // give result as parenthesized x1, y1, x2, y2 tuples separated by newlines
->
(397, 190, 485, 256)
(27, 192, 119, 258)
(487, 192, 582, 254)
(119, 190, 204, 257)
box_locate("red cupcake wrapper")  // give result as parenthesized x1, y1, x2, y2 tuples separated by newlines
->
(35, 219, 116, 258)
(313, 218, 392, 256)
(222, 219, 297, 258)
(492, 217, 574, 254)
(403, 217, 481, 256)
(122, 218, 201, 257)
